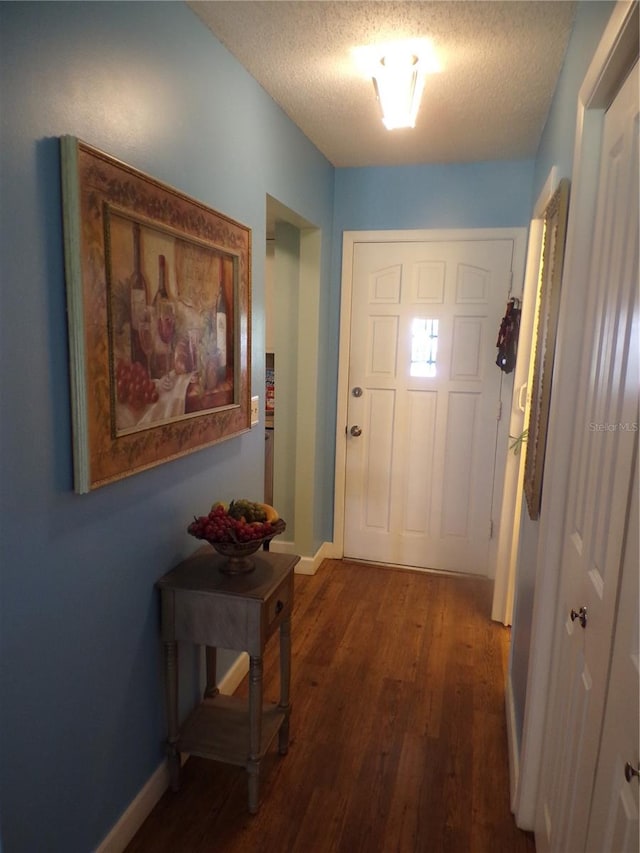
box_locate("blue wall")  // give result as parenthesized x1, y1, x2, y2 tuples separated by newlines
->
(0, 3, 333, 851)
(334, 160, 535, 233)
(532, 0, 618, 202)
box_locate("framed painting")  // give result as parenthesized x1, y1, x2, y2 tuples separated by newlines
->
(60, 136, 252, 493)
(524, 178, 570, 520)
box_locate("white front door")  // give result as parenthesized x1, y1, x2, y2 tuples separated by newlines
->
(535, 62, 639, 853)
(343, 237, 514, 574)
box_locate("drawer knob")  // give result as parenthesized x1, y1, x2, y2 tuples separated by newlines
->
(275, 600, 284, 615)
(625, 762, 640, 783)
(570, 606, 587, 628)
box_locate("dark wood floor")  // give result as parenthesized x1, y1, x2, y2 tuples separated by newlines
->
(126, 559, 535, 853)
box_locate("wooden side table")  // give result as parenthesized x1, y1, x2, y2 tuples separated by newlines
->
(156, 547, 298, 813)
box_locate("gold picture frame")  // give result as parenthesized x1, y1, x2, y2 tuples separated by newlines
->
(524, 178, 570, 519)
(61, 137, 252, 493)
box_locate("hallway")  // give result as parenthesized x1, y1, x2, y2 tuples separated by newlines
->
(127, 559, 535, 852)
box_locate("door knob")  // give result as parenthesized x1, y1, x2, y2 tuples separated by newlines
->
(624, 762, 640, 782)
(350, 425, 362, 437)
(570, 606, 588, 628)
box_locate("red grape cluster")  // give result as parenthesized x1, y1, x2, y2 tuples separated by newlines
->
(116, 360, 159, 408)
(188, 503, 276, 544)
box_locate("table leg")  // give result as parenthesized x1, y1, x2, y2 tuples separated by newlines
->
(278, 615, 291, 755)
(204, 646, 219, 699)
(163, 639, 181, 791)
(248, 654, 263, 814)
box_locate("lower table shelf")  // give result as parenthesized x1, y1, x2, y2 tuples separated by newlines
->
(177, 694, 286, 767)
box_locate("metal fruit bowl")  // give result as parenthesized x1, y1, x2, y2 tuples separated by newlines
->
(206, 518, 286, 574)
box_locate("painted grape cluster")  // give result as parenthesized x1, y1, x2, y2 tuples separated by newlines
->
(115, 359, 159, 408)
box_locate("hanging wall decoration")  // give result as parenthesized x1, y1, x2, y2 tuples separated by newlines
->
(60, 136, 252, 493)
(496, 297, 521, 374)
(524, 178, 570, 520)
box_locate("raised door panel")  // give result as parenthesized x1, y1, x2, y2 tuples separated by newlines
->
(362, 389, 396, 532)
(399, 390, 437, 535)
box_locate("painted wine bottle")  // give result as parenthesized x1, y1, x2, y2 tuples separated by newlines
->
(129, 222, 150, 369)
(216, 273, 228, 381)
(153, 255, 175, 378)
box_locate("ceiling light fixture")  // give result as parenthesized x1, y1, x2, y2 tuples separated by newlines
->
(372, 50, 425, 130)
(353, 40, 440, 132)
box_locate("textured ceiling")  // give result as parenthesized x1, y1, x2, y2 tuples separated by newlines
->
(189, 0, 577, 167)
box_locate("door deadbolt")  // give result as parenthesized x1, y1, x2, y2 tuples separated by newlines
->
(570, 606, 588, 628)
(350, 425, 362, 437)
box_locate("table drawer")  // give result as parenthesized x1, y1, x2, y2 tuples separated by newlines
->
(264, 573, 293, 640)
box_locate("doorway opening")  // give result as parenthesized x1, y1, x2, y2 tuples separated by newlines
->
(265, 195, 322, 569)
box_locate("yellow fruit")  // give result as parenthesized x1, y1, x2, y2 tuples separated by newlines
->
(257, 502, 279, 522)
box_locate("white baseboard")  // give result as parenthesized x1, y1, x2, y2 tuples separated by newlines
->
(268, 539, 332, 575)
(217, 651, 249, 695)
(505, 671, 520, 814)
(95, 653, 250, 853)
(95, 758, 170, 853)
